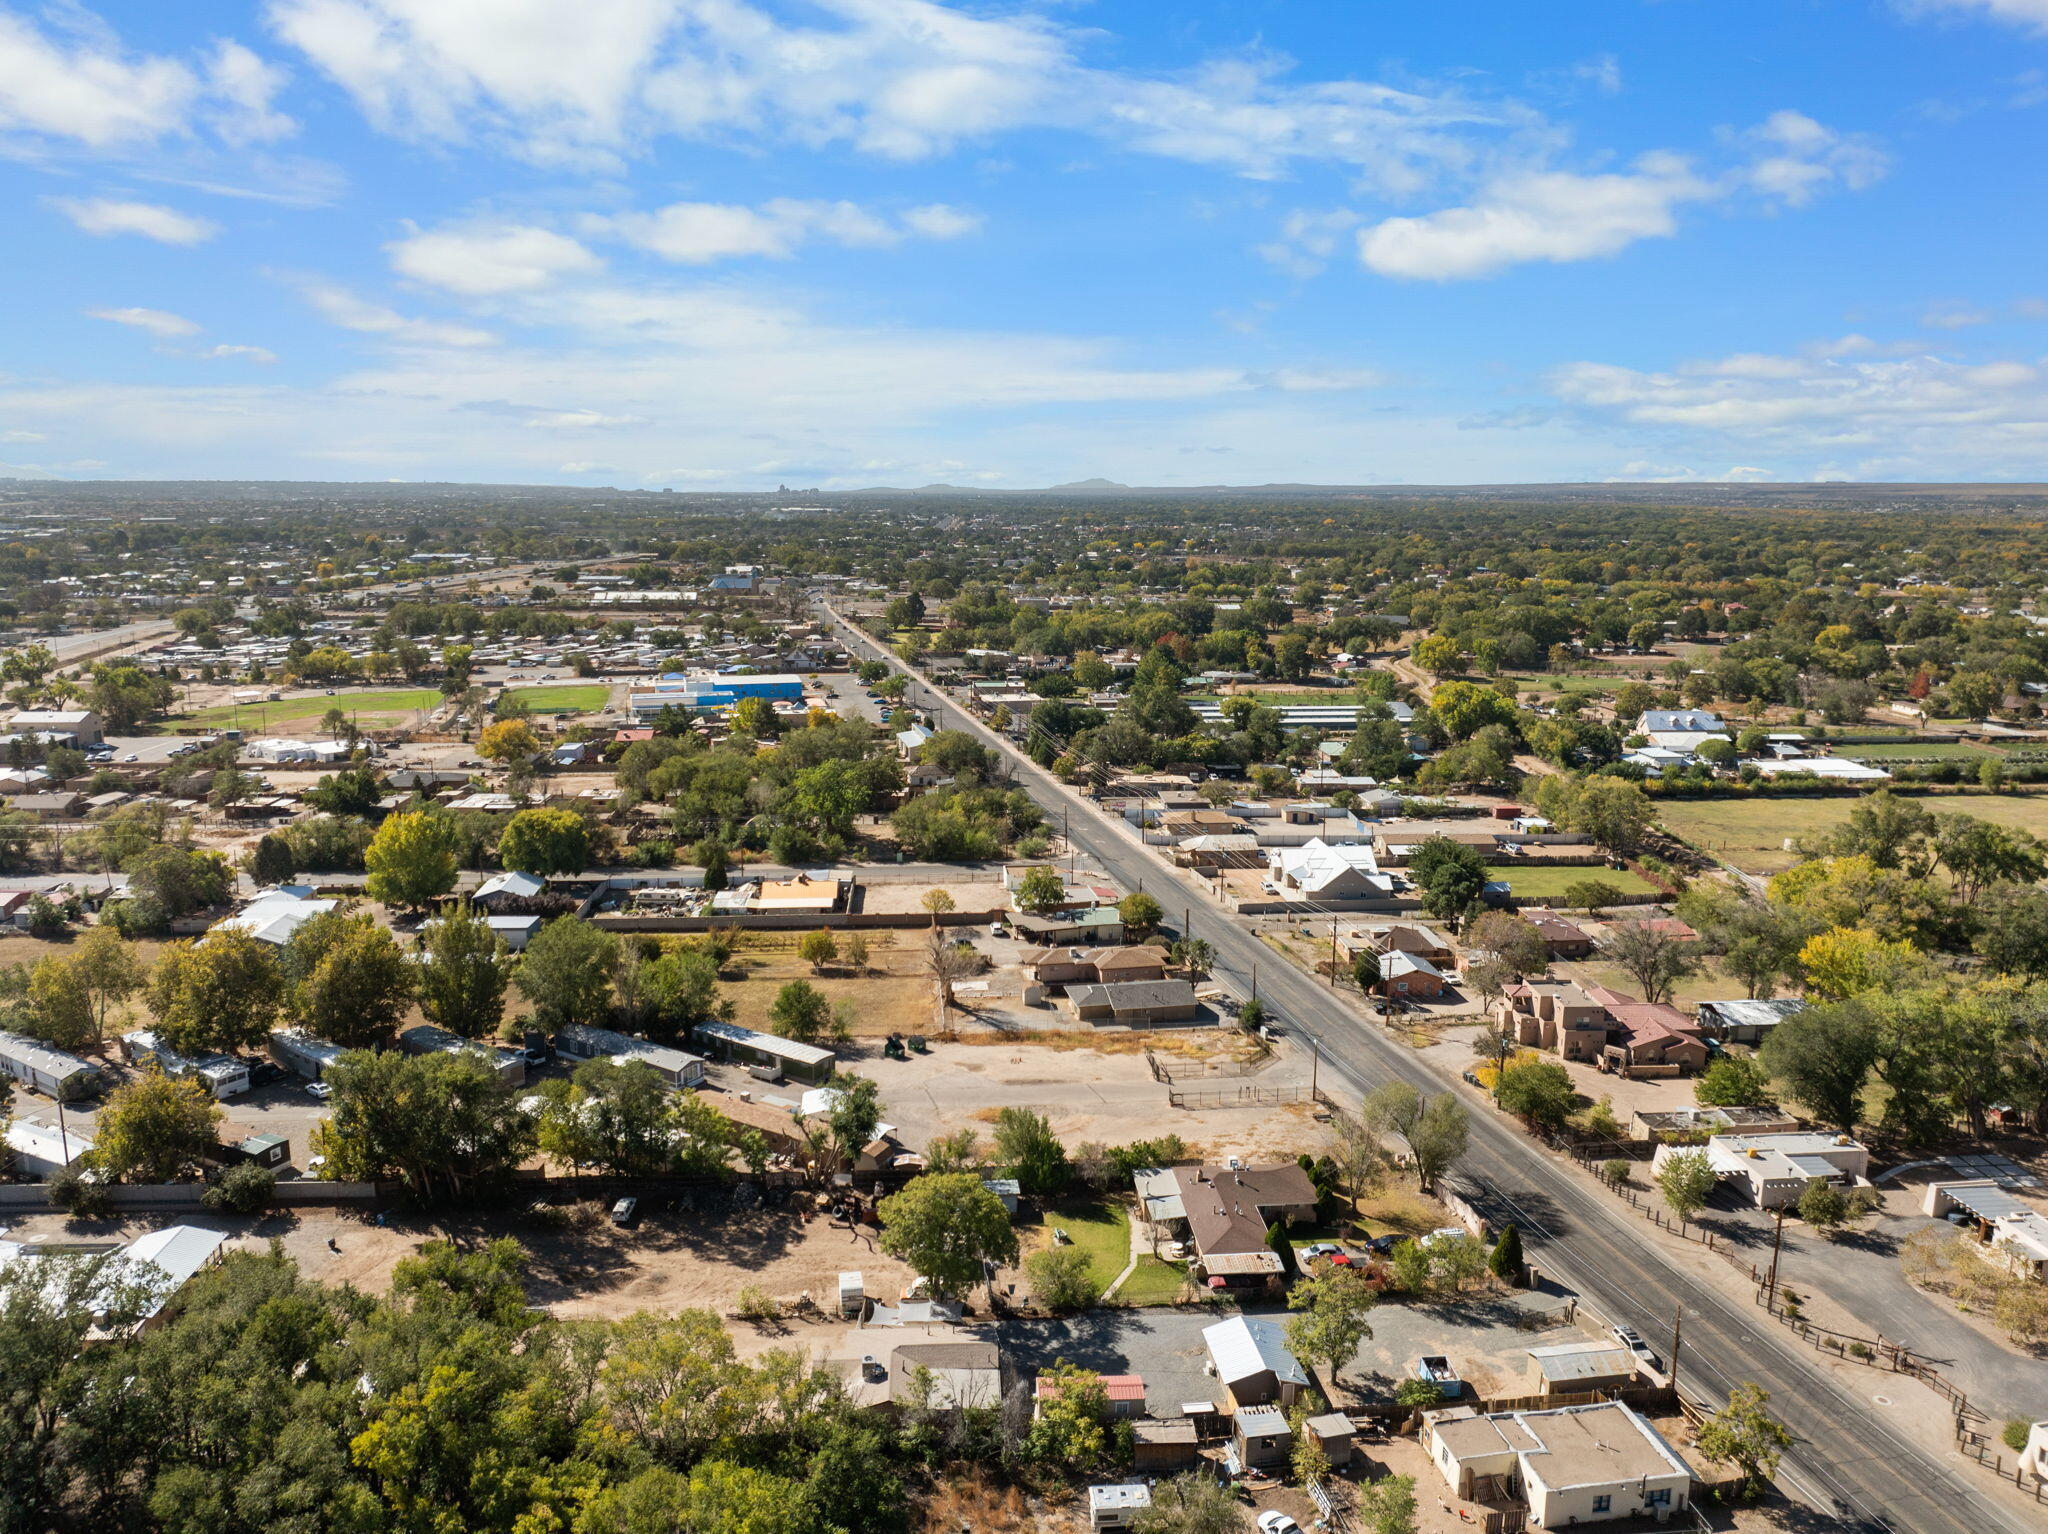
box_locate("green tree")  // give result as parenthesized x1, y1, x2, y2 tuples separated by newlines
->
(1117, 890, 1163, 936)
(316, 1048, 534, 1202)
(498, 807, 591, 876)
(70, 924, 144, 1041)
(1407, 1092, 1469, 1192)
(797, 929, 838, 973)
(147, 931, 285, 1055)
(125, 844, 234, 918)
(1014, 865, 1067, 914)
(1025, 1245, 1099, 1311)
(1561, 878, 1625, 917)
(1130, 1474, 1242, 1534)
(1489, 1224, 1525, 1283)
(90, 1071, 222, 1183)
(1024, 1362, 1125, 1470)
(1411, 635, 1464, 678)
(876, 1172, 1019, 1298)
(23, 956, 95, 1051)
(1696, 1054, 1776, 1108)
(1602, 919, 1700, 1005)
(1695, 1382, 1793, 1498)
(246, 831, 297, 886)
(644, 947, 726, 1039)
(1356, 1474, 1421, 1534)
(1285, 1263, 1378, 1386)
(1350, 949, 1381, 994)
(418, 901, 509, 1040)
(1407, 836, 1490, 925)
(364, 810, 460, 911)
(538, 1058, 676, 1176)
(1465, 910, 1549, 976)
(514, 917, 617, 1030)
(1494, 1058, 1577, 1128)
(768, 978, 831, 1043)
(993, 1105, 1069, 1195)
(1761, 1003, 1880, 1133)
(288, 911, 416, 1048)
(1656, 1148, 1716, 1223)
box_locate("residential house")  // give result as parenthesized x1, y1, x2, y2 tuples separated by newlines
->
(1036, 1372, 1147, 1420)
(1167, 1162, 1316, 1288)
(8, 791, 83, 821)
(554, 1023, 707, 1088)
(1267, 838, 1397, 902)
(4, 1119, 93, 1179)
(1497, 980, 1611, 1062)
(7, 708, 103, 745)
(1068, 979, 1199, 1027)
(473, 869, 547, 908)
(1351, 922, 1456, 966)
(753, 873, 842, 913)
(1655, 1131, 1869, 1208)
(1202, 1315, 1310, 1406)
(1922, 1181, 2048, 1281)
(1028, 945, 1167, 990)
(1630, 1105, 1802, 1142)
(1010, 909, 1126, 946)
(1586, 988, 1709, 1077)
(691, 1019, 836, 1084)
(211, 889, 337, 946)
(1524, 1342, 1639, 1398)
(1423, 1401, 1694, 1525)
(1381, 951, 1449, 999)
(1522, 909, 1595, 958)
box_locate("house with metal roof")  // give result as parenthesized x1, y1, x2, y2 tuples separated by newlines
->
(1202, 1315, 1310, 1406)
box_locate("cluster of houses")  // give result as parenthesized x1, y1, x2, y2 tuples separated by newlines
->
(1628, 709, 1892, 783)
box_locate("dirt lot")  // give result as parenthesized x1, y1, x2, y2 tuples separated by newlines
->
(855, 1030, 1325, 1160)
(65, 1198, 926, 1319)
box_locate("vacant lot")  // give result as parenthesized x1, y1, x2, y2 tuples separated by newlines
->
(502, 684, 611, 714)
(1499, 865, 1658, 900)
(1659, 790, 2048, 872)
(172, 687, 444, 735)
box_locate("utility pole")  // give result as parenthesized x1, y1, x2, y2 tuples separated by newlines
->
(1329, 919, 1338, 987)
(1766, 1206, 1787, 1309)
(1669, 1304, 1683, 1394)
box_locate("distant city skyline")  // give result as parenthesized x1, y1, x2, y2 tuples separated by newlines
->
(4, 0, 2048, 488)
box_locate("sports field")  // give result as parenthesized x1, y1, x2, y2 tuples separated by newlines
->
(501, 684, 610, 714)
(172, 687, 444, 734)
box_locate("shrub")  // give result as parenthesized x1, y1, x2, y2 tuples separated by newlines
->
(1599, 1158, 1632, 1189)
(2004, 1419, 2033, 1453)
(734, 1284, 781, 1322)
(1026, 1244, 1101, 1312)
(201, 1162, 276, 1215)
(48, 1168, 114, 1219)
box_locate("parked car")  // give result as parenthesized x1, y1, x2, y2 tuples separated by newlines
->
(248, 1061, 287, 1088)
(610, 1197, 639, 1227)
(1256, 1514, 1302, 1534)
(305, 1081, 333, 1102)
(1610, 1322, 1662, 1370)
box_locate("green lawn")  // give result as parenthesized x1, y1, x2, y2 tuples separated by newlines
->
(1832, 741, 1994, 761)
(171, 687, 443, 733)
(1658, 790, 2048, 873)
(1114, 1256, 1189, 1306)
(501, 684, 610, 714)
(1498, 865, 1658, 900)
(1042, 1198, 1132, 1293)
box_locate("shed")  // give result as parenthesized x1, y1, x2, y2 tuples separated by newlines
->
(1232, 1404, 1293, 1468)
(1131, 1418, 1199, 1472)
(982, 1177, 1021, 1215)
(234, 1132, 291, 1169)
(4, 1119, 93, 1179)
(1304, 1411, 1357, 1468)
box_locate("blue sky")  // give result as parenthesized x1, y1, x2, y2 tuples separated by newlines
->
(4, 0, 2048, 488)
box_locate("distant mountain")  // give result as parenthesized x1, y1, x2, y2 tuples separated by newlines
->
(1048, 477, 1130, 490)
(0, 463, 64, 481)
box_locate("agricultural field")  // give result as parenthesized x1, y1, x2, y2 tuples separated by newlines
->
(1497, 865, 1658, 900)
(502, 683, 612, 714)
(170, 687, 444, 734)
(1658, 790, 2048, 873)
(1831, 740, 1996, 761)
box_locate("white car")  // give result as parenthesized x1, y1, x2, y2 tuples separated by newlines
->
(1256, 1514, 1303, 1534)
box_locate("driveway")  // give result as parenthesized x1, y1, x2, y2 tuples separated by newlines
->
(997, 1306, 1236, 1415)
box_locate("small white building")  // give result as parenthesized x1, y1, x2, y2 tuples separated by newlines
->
(3, 1119, 93, 1179)
(212, 889, 337, 946)
(1424, 1400, 1694, 1525)
(1087, 1484, 1152, 1531)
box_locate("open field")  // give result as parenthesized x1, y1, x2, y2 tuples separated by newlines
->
(1499, 865, 1658, 900)
(1659, 790, 2048, 872)
(170, 687, 443, 734)
(502, 684, 610, 714)
(1833, 741, 1995, 761)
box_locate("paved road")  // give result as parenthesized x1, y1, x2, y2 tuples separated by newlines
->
(822, 603, 2037, 1534)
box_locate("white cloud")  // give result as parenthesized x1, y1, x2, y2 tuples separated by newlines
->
(558, 461, 616, 473)
(0, 430, 47, 443)
(1260, 368, 1390, 392)
(387, 222, 601, 294)
(1607, 462, 1776, 482)
(49, 196, 219, 244)
(1359, 158, 1712, 280)
(1903, 1, 2048, 36)
(1923, 303, 1992, 329)
(1258, 207, 1362, 279)
(0, 9, 293, 150)
(1575, 55, 1623, 94)
(203, 344, 279, 363)
(525, 409, 647, 429)
(264, 0, 1529, 183)
(1353, 111, 1884, 281)
(87, 306, 201, 338)
(1550, 344, 2048, 475)
(900, 203, 982, 240)
(593, 197, 977, 264)
(291, 278, 498, 346)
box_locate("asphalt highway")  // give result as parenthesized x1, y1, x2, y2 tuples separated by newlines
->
(823, 603, 2038, 1534)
